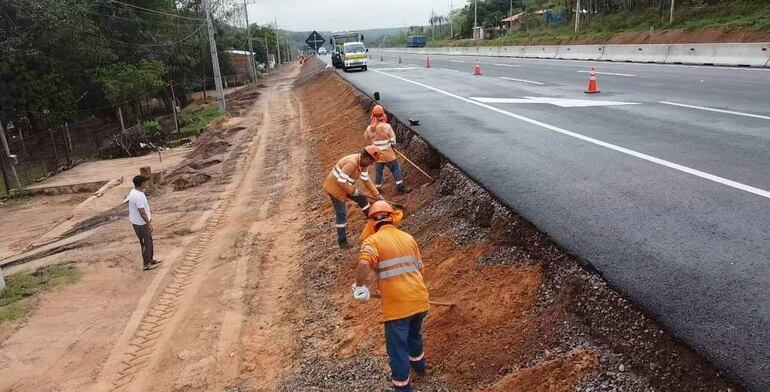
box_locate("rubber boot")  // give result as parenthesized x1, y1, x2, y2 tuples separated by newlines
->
(337, 227, 350, 249)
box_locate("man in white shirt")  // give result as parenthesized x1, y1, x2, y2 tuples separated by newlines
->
(127, 175, 160, 271)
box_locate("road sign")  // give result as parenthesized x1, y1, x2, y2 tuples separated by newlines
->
(305, 31, 325, 49)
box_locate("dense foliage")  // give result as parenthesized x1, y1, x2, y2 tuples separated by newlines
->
(0, 0, 277, 131)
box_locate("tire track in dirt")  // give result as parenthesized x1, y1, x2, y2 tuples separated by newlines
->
(231, 86, 307, 391)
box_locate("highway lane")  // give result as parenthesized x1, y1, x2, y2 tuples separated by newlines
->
(326, 54, 770, 390)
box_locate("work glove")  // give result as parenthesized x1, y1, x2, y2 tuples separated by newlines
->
(352, 188, 361, 197)
(352, 284, 370, 301)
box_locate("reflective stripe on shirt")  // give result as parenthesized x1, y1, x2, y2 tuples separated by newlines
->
(376, 254, 421, 280)
(332, 165, 355, 184)
(373, 139, 392, 150)
(377, 255, 417, 270)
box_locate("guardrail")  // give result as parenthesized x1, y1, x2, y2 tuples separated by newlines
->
(376, 42, 770, 68)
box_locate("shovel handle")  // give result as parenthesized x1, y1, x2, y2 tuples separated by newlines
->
(370, 293, 455, 307)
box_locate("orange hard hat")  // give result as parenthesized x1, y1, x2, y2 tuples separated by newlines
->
(364, 145, 380, 161)
(371, 105, 385, 116)
(368, 200, 395, 219)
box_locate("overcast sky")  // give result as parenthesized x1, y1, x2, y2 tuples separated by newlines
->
(247, 0, 461, 32)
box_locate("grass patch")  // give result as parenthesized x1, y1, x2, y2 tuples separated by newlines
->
(0, 264, 83, 324)
(178, 105, 222, 137)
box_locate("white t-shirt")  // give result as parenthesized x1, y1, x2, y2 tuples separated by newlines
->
(127, 189, 152, 226)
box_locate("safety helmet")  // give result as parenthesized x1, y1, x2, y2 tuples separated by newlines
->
(368, 200, 395, 219)
(371, 105, 385, 117)
(363, 145, 380, 161)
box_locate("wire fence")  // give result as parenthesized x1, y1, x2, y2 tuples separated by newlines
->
(0, 74, 253, 196)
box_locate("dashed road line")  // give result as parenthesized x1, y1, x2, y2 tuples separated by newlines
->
(500, 76, 544, 85)
(578, 70, 636, 77)
(660, 101, 770, 120)
(493, 63, 520, 67)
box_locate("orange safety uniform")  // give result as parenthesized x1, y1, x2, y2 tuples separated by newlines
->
(323, 153, 380, 202)
(359, 225, 429, 322)
(364, 122, 397, 163)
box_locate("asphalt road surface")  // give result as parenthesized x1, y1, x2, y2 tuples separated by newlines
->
(324, 52, 770, 390)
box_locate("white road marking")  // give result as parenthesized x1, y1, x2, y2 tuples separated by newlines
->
(374, 67, 420, 71)
(373, 69, 770, 200)
(493, 63, 520, 67)
(471, 96, 640, 107)
(660, 101, 770, 120)
(449, 60, 466, 63)
(500, 76, 544, 85)
(438, 68, 459, 72)
(578, 70, 636, 77)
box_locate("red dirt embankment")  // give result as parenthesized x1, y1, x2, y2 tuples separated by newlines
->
(283, 70, 742, 391)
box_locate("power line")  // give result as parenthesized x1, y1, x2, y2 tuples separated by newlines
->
(105, 0, 206, 21)
(8, 84, 171, 115)
(56, 18, 205, 47)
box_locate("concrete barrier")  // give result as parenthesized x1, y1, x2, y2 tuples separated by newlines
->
(665, 43, 770, 67)
(522, 45, 559, 59)
(602, 44, 670, 63)
(378, 43, 770, 67)
(556, 45, 605, 60)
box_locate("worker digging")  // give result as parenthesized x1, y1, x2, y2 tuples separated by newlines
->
(323, 145, 384, 248)
(364, 105, 410, 194)
(352, 200, 430, 392)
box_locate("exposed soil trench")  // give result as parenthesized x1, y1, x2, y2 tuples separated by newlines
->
(279, 69, 741, 391)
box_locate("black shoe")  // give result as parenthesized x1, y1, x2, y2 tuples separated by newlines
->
(143, 263, 158, 271)
(396, 186, 412, 195)
(338, 240, 351, 249)
(152, 259, 163, 264)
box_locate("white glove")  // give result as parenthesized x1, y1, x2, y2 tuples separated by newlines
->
(352, 284, 370, 301)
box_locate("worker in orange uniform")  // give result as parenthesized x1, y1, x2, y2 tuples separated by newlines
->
(352, 201, 429, 392)
(364, 105, 410, 194)
(323, 146, 384, 248)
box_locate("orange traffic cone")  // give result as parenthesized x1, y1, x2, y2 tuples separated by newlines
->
(474, 60, 481, 76)
(398, 56, 402, 64)
(426, 57, 432, 68)
(585, 68, 600, 94)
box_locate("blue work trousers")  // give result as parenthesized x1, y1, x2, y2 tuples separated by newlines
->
(384, 311, 427, 392)
(375, 160, 403, 187)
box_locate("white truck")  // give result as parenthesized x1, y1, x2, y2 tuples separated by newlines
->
(341, 41, 368, 72)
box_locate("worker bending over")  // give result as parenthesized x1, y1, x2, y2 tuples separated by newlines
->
(364, 105, 409, 194)
(353, 201, 429, 392)
(323, 146, 384, 248)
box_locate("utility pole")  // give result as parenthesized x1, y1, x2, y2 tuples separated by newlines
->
(473, 0, 478, 39)
(0, 122, 22, 193)
(264, 32, 270, 68)
(204, 0, 226, 113)
(669, 0, 675, 24)
(170, 81, 180, 133)
(575, 0, 581, 33)
(275, 17, 281, 66)
(243, 0, 256, 81)
(509, 0, 513, 36)
(449, 1, 453, 38)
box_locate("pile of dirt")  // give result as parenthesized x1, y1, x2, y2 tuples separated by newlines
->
(161, 120, 248, 191)
(280, 70, 741, 391)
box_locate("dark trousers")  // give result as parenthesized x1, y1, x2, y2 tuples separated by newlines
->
(375, 160, 404, 187)
(330, 194, 370, 243)
(384, 311, 428, 391)
(132, 224, 154, 266)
